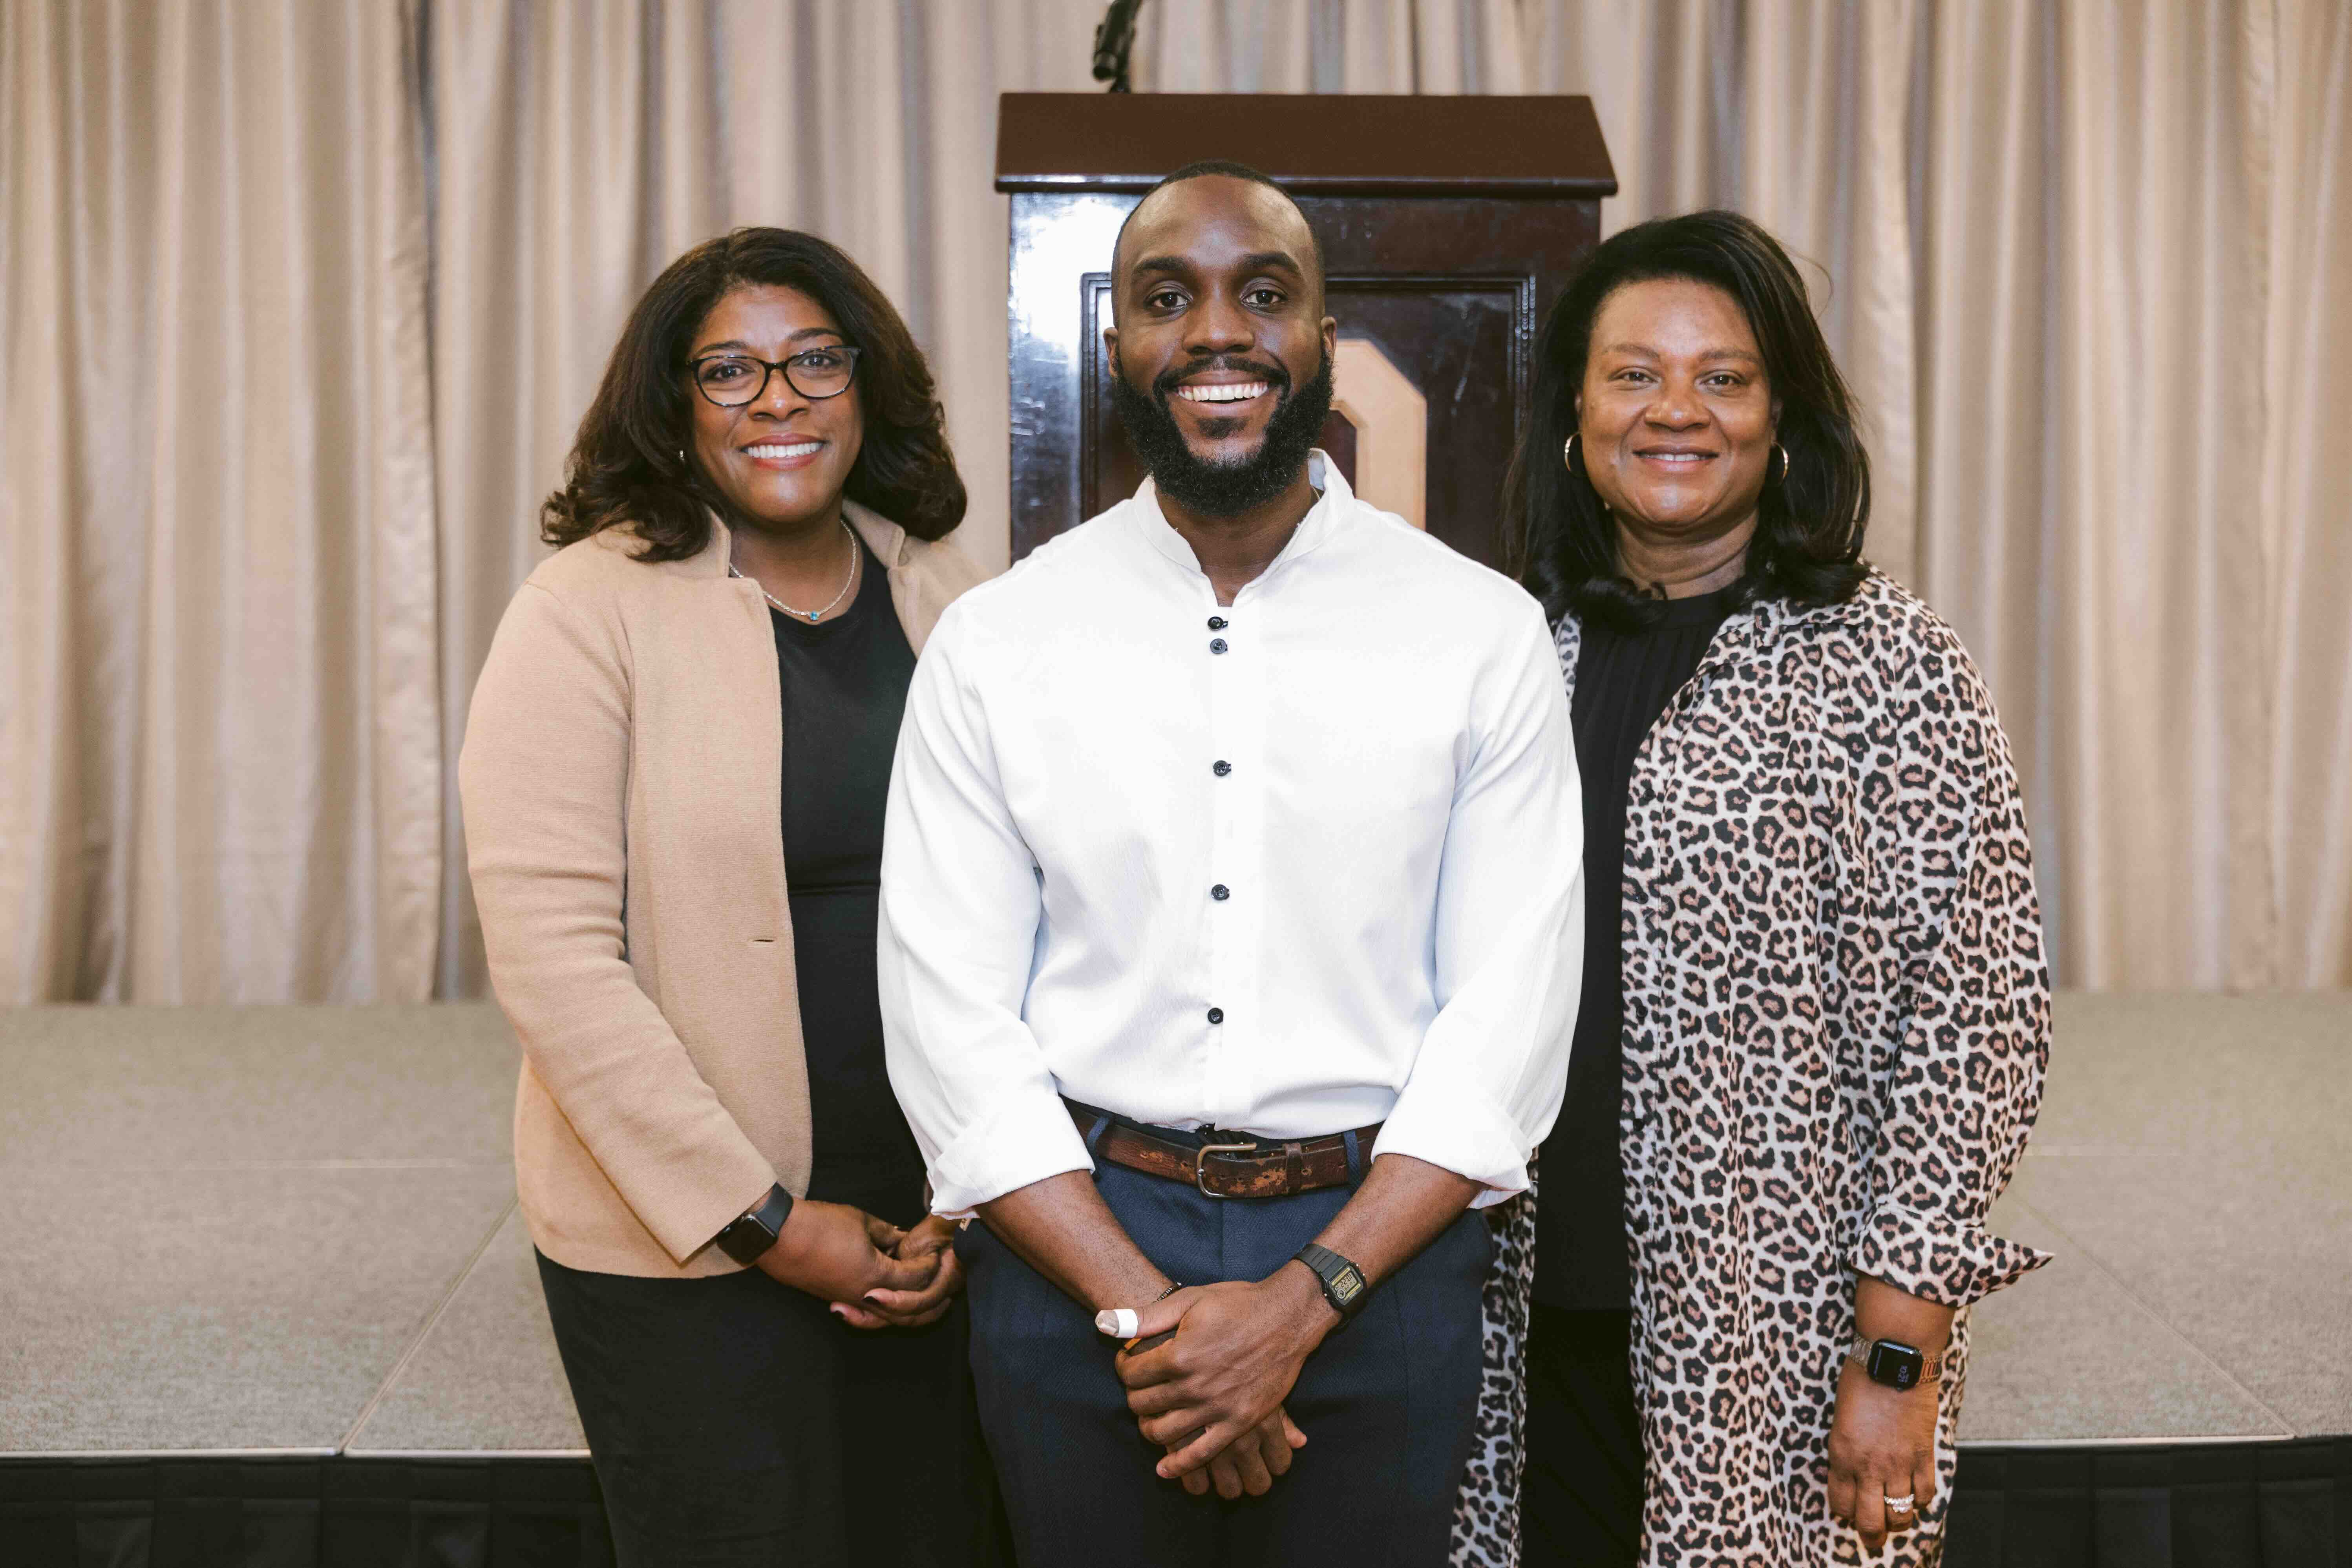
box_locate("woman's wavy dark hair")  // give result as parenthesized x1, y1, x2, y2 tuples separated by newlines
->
(543, 227, 965, 559)
(1502, 210, 1868, 627)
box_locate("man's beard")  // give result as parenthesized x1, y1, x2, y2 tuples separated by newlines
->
(1111, 349, 1336, 518)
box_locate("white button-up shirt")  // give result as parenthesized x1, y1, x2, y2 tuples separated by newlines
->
(879, 459, 1584, 1217)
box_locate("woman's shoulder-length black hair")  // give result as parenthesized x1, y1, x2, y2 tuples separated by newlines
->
(543, 227, 966, 561)
(1502, 209, 1869, 628)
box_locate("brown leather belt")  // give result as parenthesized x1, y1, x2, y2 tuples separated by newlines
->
(1068, 1101, 1377, 1199)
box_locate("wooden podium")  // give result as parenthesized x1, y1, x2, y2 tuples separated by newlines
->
(995, 93, 1615, 566)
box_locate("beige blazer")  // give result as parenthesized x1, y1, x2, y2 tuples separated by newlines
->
(461, 504, 987, 1278)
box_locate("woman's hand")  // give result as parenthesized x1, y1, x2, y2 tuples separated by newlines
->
(1830, 1275, 1956, 1547)
(1825, 1354, 1939, 1552)
(753, 1199, 939, 1321)
(832, 1214, 966, 1330)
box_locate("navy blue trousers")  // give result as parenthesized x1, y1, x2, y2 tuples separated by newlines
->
(957, 1149, 1491, 1567)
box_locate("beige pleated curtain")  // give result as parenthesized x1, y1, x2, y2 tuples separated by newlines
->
(2, 0, 439, 1001)
(3, 0, 2347, 1003)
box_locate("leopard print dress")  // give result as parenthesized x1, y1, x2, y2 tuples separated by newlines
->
(1451, 572, 2051, 1568)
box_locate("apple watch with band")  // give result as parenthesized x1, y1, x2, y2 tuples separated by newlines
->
(715, 1183, 796, 1266)
(1847, 1333, 1943, 1392)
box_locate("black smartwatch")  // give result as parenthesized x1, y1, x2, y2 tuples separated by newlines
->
(715, 1184, 796, 1266)
(1293, 1243, 1370, 1321)
(1847, 1334, 1941, 1392)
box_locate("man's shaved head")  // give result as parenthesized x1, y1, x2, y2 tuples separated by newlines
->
(1111, 160, 1325, 310)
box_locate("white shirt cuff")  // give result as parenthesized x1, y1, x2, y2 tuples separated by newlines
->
(1372, 1081, 1532, 1210)
(924, 1092, 1097, 1218)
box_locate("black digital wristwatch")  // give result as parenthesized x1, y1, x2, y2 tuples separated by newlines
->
(1294, 1243, 1370, 1321)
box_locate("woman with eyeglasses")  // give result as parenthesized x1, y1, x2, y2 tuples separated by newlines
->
(461, 227, 998, 1565)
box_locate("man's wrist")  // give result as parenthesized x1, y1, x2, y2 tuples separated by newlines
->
(1086, 1264, 1176, 1314)
(1270, 1259, 1343, 1340)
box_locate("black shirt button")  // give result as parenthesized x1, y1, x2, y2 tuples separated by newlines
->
(1212, 760, 1232, 776)
(1210, 884, 1230, 901)
(1207, 616, 1228, 630)
(1209, 637, 1228, 654)
(1206, 1007, 1224, 1024)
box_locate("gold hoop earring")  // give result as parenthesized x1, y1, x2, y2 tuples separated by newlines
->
(1563, 432, 1582, 473)
(1771, 442, 1789, 483)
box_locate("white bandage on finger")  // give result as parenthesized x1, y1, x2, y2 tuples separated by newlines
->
(1095, 1307, 1139, 1338)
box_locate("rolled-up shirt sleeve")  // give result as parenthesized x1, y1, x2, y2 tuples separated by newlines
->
(1849, 645, 2053, 1306)
(879, 609, 1093, 1217)
(1374, 601, 1584, 1206)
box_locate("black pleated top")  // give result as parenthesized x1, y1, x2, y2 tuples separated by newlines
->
(771, 538, 928, 1226)
(1535, 586, 1736, 1310)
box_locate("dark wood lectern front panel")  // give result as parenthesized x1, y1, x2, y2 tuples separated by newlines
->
(1000, 95, 1616, 568)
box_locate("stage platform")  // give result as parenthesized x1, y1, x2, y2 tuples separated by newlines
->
(2, 994, 2347, 1563)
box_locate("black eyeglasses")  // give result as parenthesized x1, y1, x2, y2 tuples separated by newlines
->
(689, 345, 862, 407)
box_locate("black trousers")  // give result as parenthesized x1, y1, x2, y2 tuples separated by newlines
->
(536, 1246, 1005, 1568)
(957, 1150, 1491, 1568)
(1520, 1305, 1645, 1568)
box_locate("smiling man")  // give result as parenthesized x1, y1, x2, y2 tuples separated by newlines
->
(879, 163, 1584, 1564)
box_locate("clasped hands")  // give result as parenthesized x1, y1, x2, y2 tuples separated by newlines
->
(751, 1200, 964, 1329)
(1106, 1264, 1340, 1500)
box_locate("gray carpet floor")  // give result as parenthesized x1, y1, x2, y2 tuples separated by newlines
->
(1965, 990, 2352, 1444)
(0, 992, 2343, 1455)
(0, 1005, 537, 1454)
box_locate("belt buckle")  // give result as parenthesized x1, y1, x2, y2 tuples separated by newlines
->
(1193, 1137, 1261, 1199)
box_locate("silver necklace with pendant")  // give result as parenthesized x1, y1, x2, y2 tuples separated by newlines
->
(731, 519, 858, 623)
